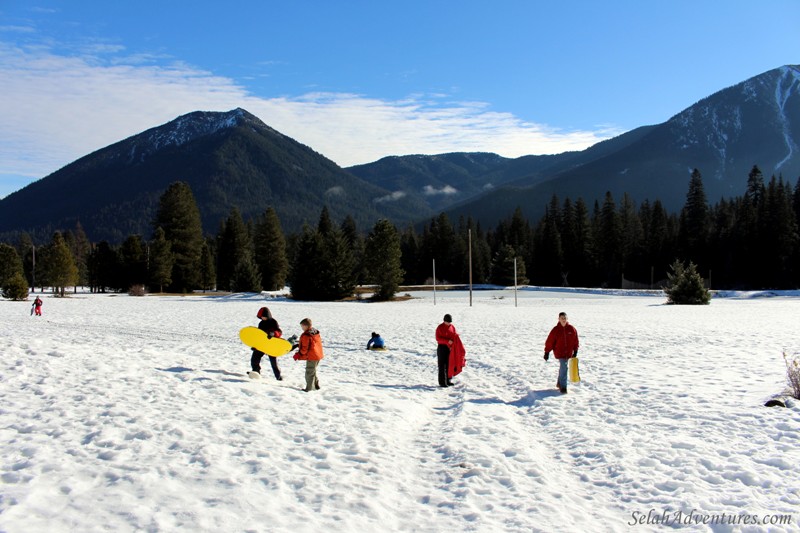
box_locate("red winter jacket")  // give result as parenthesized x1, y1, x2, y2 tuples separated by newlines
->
(436, 322, 456, 345)
(544, 323, 579, 359)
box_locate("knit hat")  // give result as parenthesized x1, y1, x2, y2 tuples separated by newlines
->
(443, 314, 452, 323)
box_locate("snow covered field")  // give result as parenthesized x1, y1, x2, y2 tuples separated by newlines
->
(1, 289, 799, 532)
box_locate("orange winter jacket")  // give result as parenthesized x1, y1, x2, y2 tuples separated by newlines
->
(296, 328, 324, 361)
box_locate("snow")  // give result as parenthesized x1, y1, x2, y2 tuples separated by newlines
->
(774, 66, 800, 171)
(2, 290, 800, 532)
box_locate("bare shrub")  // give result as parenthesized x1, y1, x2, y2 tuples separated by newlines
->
(784, 351, 800, 400)
(128, 284, 147, 297)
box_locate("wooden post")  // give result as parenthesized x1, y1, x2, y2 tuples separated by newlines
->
(514, 257, 518, 308)
(433, 259, 437, 306)
(468, 229, 473, 307)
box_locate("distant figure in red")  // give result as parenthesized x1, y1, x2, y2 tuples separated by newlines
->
(32, 296, 43, 316)
(435, 314, 466, 387)
(544, 311, 579, 394)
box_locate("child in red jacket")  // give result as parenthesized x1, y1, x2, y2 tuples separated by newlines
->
(544, 312, 579, 394)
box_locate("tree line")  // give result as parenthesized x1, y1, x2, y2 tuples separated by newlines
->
(2, 165, 799, 301)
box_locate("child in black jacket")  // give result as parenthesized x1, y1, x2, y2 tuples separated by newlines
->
(249, 307, 283, 380)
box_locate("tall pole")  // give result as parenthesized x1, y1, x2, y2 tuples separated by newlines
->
(31, 244, 36, 292)
(514, 256, 518, 308)
(432, 259, 437, 306)
(468, 229, 473, 307)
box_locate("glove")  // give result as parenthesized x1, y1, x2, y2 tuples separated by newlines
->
(543, 352, 550, 361)
(293, 354, 300, 361)
(572, 350, 578, 358)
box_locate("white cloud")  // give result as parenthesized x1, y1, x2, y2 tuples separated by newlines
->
(0, 43, 622, 196)
(325, 186, 344, 197)
(374, 191, 407, 203)
(423, 185, 458, 196)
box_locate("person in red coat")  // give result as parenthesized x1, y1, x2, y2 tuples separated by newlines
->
(544, 311, 579, 393)
(436, 314, 465, 387)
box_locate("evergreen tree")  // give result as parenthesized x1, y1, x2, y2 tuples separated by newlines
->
(619, 193, 646, 281)
(2, 271, 28, 301)
(253, 207, 288, 291)
(16, 233, 34, 288)
(595, 192, 623, 287)
(745, 165, 765, 204)
(119, 235, 147, 289)
(399, 227, 421, 284)
(491, 244, 528, 286)
(678, 169, 710, 268)
(288, 225, 325, 300)
(760, 176, 798, 287)
(88, 241, 123, 293)
(148, 228, 173, 293)
(311, 208, 357, 300)
(341, 215, 366, 285)
(216, 208, 252, 291)
(0, 243, 23, 287)
(532, 205, 563, 286)
(231, 253, 262, 293)
(664, 260, 710, 305)
(364, 219, 404, 300)
(199, 240, 216, 292)
(154, 181, 203, 292)
(645, 200, 674, 283)
(46, 232, 78, 297)
(794, 176, 800, 225)
(71, 222, 91, 288)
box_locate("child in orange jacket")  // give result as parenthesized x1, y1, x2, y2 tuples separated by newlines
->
(293, 318, 324, 392)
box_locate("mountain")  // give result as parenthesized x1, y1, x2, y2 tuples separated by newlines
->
(0, 108, 423, 242)
(345, 125, 660, 214)
(445, 65, 800, 225)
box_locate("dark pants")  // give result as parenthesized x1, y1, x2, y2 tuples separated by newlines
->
(437, 344, 450, 386)
(251, 350, 281, 379)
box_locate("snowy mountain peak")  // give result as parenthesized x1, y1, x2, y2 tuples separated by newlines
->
(125, 108, 277, 163)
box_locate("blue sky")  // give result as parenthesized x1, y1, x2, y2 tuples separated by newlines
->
(1, 1, 798, 198)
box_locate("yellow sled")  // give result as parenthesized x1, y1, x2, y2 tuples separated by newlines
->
(239, 327, 294, 357)
(569, 357, 581, 383)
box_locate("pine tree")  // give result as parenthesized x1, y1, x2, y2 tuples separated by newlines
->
(664, 260, 710, 305)
(2, 271, 28, 301)
(148, 228, 173, 293)
(231, 253, 262, 293)
(312, 208, 356, 300)
(0, 243, 23, 287)
(72, 222, 91, 288)
(119, 235, 147, 289)
(288, 225, 325, 300)
(595, 192, 623, 287)
(88, 241, 121, 293)
(619, 193, 646, 281)
(341, 215, 366, 285)
(399, 227, 421, 284)
(154, 182, 203, 292)
(216, 208, 252, 291)
(199, 240, 216, 292)
(760, 176, 798, 287)
(491, 244, 528, 286)
(253, 207, 288, 291)
(745, 165, 765, 204)
(46, 232, 79, 297)
(16, 233, 34, 288)
(678, 169, 710, 267)
(364, 219, 404, 300)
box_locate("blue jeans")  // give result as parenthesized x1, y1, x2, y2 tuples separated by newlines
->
(557, 359, 569, 390)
